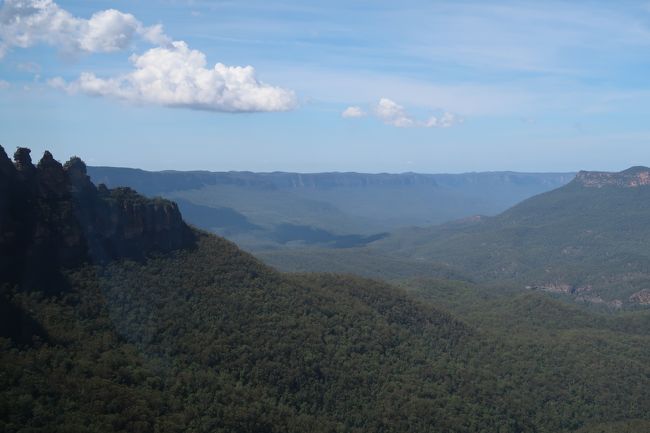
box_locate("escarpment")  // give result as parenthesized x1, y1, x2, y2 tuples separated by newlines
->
(574, 166, 650, 188)
(0, 146, 195, 289)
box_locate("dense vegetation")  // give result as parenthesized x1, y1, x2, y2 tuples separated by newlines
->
(377, 177, 650, 303)
(257, 246, 468, 282)
(264, 171, 650, 306)
(4, 155, 650, 431)
(3, 233, 650, 432)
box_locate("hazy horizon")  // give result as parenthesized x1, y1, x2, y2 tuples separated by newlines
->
(2, 1, 650, 173)
(86, 161, 579, 176)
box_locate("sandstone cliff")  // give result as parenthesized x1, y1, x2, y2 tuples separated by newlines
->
(0, 146, 195, 289)
(574, 166, 650, 188)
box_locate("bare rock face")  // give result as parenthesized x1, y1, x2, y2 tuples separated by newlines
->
(575, 166, 650, 188)
(530, 283, 592, 294)
(13, 147, 36, 175)
(0, 146, 195, 290)
(0, 146, 19, 259)
(629, 289, 650, 305)
(540, 283, 573, 294)
(526, 283, 623, 308)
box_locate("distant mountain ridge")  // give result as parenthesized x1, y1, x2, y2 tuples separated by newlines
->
(259, 165, 650, 307)
(365, 166, 650, 306)
(575, 166, 650, 188)
(88, 166, 575, 248)
(89, 166, 575, 193)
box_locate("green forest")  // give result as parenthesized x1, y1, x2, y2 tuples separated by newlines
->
(3, 148, 650, 432)
(3, 234, 650, 432)
(262, 175, 650, 307)
(3, 0, 650, 430)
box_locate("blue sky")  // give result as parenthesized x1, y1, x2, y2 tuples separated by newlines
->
(1, 0, 650, 172)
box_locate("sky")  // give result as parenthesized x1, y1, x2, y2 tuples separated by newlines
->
(1, 0, 650, 173)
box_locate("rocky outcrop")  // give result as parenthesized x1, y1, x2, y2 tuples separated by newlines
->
(527, 283, 592, 295)
(574, 166, 650, 188)
(629, 289, 650, 305)
(0, 146, 195, 290)
(526, 283, 624, 308)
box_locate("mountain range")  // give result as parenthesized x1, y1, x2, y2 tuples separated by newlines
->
(263, 166, 650, 308)
(88, 166, 573, 249)
(86, 163, 650, 307)
(2, 148, 650, 432)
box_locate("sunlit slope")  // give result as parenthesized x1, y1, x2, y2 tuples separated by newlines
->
(375, 167, 650, 304)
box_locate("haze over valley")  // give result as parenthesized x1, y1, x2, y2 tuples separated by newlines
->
(3, 1, 650, 432)
(88, 167, 574, 249)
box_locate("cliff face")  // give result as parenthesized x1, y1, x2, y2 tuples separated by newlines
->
(0, 146, 195, 289)
(575, 166, 650, 188)
(89, 166, 575, 195)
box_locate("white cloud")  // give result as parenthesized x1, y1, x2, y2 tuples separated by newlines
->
(373, 98, 460, 128)
(341, 106, 366, 118)
(375, 98, 416, 127)
(0, 79, 10, 89)
(53, 41, 296, 112)
(46, 76, 65, 89)
(79, 9, 167, 53)
(0, 0, 169, 58)
(425, 112, 461, 128)
(3, 0, 296, 113)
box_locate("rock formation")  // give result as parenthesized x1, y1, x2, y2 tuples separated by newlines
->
(575, 166, 650, 188)
(629, 289, 650, 305)
(0, 146, 195, 290)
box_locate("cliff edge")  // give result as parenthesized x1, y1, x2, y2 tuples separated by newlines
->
(0, 146, 195, 289)
(574, 166, 650, 188)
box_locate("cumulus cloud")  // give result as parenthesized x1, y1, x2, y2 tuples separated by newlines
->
(341, 106, 366, 118)
(52, 41, 296, 112)
(425, 111, 460, 128)
(0, 0, 169, 58)
(375, 98, 416, 127)
(373, 98, 460, 128)
(3, 0, 296, 113)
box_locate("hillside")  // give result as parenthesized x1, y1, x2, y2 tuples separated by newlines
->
(6, 232, 650, 432)
(370, 166, 650, 306)
(3, 150, 650, 432)
(88, 166, 573, 249)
